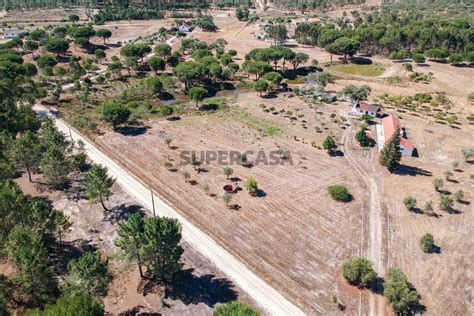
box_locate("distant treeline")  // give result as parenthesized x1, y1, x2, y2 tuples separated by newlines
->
(93, 5, 165, 23)
(214, 0, 253, 8)
(381, 0, 474, 16)
(271, 0, 366, 11)
(294, 11, 473, 56)
(0, 0, 210, 10)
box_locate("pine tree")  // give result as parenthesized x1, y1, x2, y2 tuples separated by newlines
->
(52, 211, 72, 245)
(6, 227, 58, 306)
(11, 131, 41, 182)
(322, 135, 337, 155)
(141, 216, 183, 281)
(83, 164, 115, 211)
(379, 126, 402, 172)
(40, 144, 71, 188)
(355, 128, 371, 147)
(114, 213, 145, 278)
(64, 252, 112, 298)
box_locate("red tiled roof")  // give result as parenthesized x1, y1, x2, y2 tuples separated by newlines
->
(400, 137, 414, 149)
(357, 103, 380, 113)
(382, 115, 414, 149)
(382, 115, 400, 142)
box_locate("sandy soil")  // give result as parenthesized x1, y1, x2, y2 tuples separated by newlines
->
(13, 171, 255, 315)
(92, 12, 473, 314)
(95, 91, 371, 314)
(10, 6, 472, 314)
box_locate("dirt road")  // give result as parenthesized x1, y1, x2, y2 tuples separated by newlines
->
(33, 104, 304, 316)
(342, 112, 386, 316)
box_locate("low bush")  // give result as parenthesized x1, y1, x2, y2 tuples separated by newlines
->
(327, 185, 352, 202)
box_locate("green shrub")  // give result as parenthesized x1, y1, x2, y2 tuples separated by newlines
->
(214, 301, 259, 316)
(342, 257, 376, 287)
(420, 233, 435, 253)
(327, 185, 351, 202)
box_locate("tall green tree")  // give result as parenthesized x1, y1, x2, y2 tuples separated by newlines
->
(11, 131, 41, 182)
(147, 56, 165, 74)
(342, 257, 377, 287)
(154, 44, 172, 58)
(384, 268, 419, 314)
(0, 180, 29, 247)
(141, 216, 183, 281)
(266, 24, 288, 45)
(40, 145, 71, 188)
(25, 292, 104, 316)
(64, 251, 112, 298)
(7, 227, 58, 306)
(322, 135, 337, 155)
(379, 126, 401, 172)
(101, 101, 131, 130)
(115, 213, 145, 278)
(24, 40, 39, 58)
(52, 211, 72, 245)
(96, 29, 112, 45)
(188, 87, 208, 107)
(44, 38, 69, 56)
(254, 79, 269, 97)
(214, 301, 260, 316)
(83, 164, 115, 211)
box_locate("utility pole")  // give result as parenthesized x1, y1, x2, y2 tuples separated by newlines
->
(150, 188, 156, 217)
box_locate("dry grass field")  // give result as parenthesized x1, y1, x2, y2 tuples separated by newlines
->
(8, 6, 471, 314)
(13, 172, 255, 315)
(92, 13, 473, 314)
(96, 93, 368, 314)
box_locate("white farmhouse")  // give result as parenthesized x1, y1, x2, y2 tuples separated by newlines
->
(351, 102, 381, 117)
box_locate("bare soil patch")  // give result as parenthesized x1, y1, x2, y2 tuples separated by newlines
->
(13, 171, 255, 315)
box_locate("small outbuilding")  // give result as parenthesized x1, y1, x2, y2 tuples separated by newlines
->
(3, 29, 26, 39)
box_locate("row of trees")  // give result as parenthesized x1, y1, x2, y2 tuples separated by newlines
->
(244, 46, 310, 73)
(342, 257, 420, 314)
(294, 12, 472, 57)
(1, 0, 210, 10)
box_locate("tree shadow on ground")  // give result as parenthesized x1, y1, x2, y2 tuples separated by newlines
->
(120, 308, 161, 316)
(394, 165, 432, 177)
(104, 203, 146, 224)
(49, 239, 97, 275)
(118, 126, 150, 137)
(351, 57, 373, 65)
(370, 276, 385, 295)
(445, 207, 462, 215)
(262, 92, 278, 99)
(199, 103, 219, 111)
(165, 268, 237, 307)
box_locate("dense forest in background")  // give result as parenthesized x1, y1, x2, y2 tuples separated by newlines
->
(0, 0, 210, 10)
(293, 10, 473, 58)
(270, 0, 366, 11)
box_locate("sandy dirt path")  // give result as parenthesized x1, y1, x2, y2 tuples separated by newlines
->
(33, 104, 304, 316)
(342, 112, 386, 316)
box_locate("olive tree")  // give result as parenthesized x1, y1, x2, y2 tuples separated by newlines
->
(342, 257, 376, 287)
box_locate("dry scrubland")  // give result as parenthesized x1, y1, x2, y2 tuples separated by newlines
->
(93, 12, 473, 314)
(3, 6, 472, 315)
(13, 172, 254, 315)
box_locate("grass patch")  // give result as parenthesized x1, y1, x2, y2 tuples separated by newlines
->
(223, 107, 282, 137)
(330, 63, 385, 77)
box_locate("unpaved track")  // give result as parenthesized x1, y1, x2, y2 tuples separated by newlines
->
(342, 113, 386, 316)
(34, 104, 304, 316)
